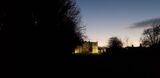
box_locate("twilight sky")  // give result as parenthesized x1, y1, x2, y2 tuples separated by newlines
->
(77, 0, 160, 47)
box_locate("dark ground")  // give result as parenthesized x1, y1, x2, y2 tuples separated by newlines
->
(19, 49, 160, 78)
(61, 50, 160, 78)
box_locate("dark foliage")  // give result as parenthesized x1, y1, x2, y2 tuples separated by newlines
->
(2, 0, 84, 55)
(1, 0, 84, 77)
(141, 24, 160, 47)
(108, 37, 123, 48)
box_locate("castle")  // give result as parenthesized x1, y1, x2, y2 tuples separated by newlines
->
(74, 41, 99, 54)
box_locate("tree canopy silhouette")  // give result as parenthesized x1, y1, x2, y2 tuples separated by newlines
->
(108, 37, 123, 48)
(52, 0, 84, 54)
(141, 25, 160, 47)
(6, 0, 84, 56)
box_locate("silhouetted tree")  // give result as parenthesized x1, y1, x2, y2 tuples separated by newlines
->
(53, 0, 84, 54)
(107, 37, 124, 56)
(141, 25, 160, 47)
(108, 37, 123, 48)
(11, 0, 84, 55)
(3, 0, 85, 76)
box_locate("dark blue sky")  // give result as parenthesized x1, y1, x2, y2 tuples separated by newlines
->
(77, 0, 160, 46)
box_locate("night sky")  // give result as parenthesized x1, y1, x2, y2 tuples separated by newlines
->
(77, 0, 160, 47)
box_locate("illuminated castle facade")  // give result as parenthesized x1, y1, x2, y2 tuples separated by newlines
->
(74, 41, 99, 54)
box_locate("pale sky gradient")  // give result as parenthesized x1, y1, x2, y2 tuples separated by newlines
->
(77, 0, 160, 47)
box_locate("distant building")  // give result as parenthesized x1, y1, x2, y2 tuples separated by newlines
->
(98, 47, 107, 53)
(74, 41, 99, 54)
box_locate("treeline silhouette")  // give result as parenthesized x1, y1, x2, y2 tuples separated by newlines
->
(0, 0, 84, 77)
(16, 0, 83, 56)
(2, 0, 84, 58)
